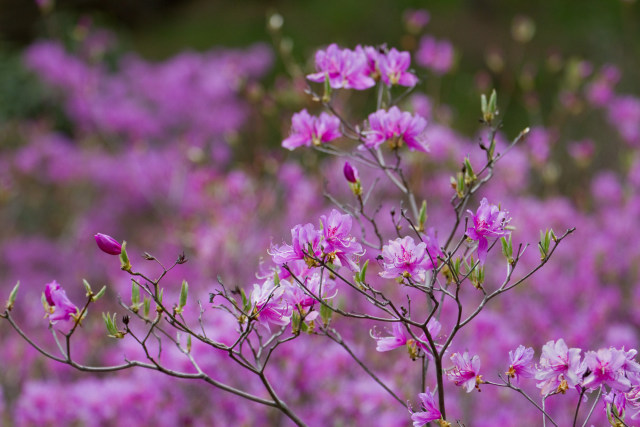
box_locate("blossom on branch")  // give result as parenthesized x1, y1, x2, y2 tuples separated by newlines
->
(535, 339, 585, 395)
(307, 44, 375, 90)
(378, 48, 419, 87)
(446, 351, 482, 393)
(466, 198, 511, 265)
(282, 109, 341, 150)
(363, 106, 428, 152)
(43, 281, 79, 324)
(319, 209, 364, 270)
(380, 235, 440, 282)
(410, 388, 442, 426)
(506, 345, 535, 383)
(372, 318, 441, 360)
(250, 279, 291, 331)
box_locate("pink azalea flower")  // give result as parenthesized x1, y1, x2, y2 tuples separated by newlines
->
(582, 348, 631, 391)
(319, 209, 364, 270)
(282, 109, 341, 150)
(380, 235, 440, 282)
(307, 44, 375, 90)
(372, 319, 441, 359)
(270, 223, 323, 267)
(466, 198, 511, 265)
(250, 279, 291, 331)
(410, 388, 442, 426)
(44, 281, 79, 324)
(355, 45, 380, 79)
(447, 351, 482, 393)
(363, 106, 429, 152)
(535, 339, 586, 395)
(506, 345, 535, 383)
(378, 48, 418, 87)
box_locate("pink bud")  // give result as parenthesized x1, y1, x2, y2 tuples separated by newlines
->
(94, 233, 122, 255)
(343, 161, 359, 183)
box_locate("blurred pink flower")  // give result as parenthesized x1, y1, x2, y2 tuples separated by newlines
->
(307, 44, 375, 90)
(416, 36, 454, 75)
(378, 48, 418, 87)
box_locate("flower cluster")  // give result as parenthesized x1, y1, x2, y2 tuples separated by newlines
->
(307, 43, 418, 89)
(270, 209, 363, 271)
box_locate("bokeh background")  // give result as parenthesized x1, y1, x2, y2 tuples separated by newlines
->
(2, 0, 640, 425)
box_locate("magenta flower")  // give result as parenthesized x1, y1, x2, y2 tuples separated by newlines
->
(447, 351, 482, 393)
(372, 319, 441, 359)
(415, 36, 454, 75)
(535, 339, 586, 395)
(307, 44, 375, 90)
(343, 161, 359, 183)
(363, 106, 428, 152)
(410, 388, 442, 426)
(319, 209, 364, 270)
(582, 348, 631, 391)
(94, 233, 121, 255)
(250, 279, 291, 331)
(270, 223, 323, 267)
(282, 109, 341, 150)
(44, 281, 79, 324)
(506, 345, 535, 383)
(380, 236, 438, 282)
(466, 198, 511, 265)
(378, 48, 418, 87)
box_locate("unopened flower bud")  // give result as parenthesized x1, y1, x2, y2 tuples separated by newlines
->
(343, 161, 359, 183)
(94, 233, 122, 255)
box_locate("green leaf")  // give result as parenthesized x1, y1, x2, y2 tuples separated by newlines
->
(241, 288, 251, 313)
(320, 301, 333, 326)
(291, 310, 301, 334)
(131, 281, 140, 306)
(92, 286, 106, 302)
(119, 241, 132, 272)
(179, 280, 188, 309)
(82, 279, 92, 297)
(418, 200, 427, 231)
(6, 281, 19, 310)
(143, 297, 151, 318)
